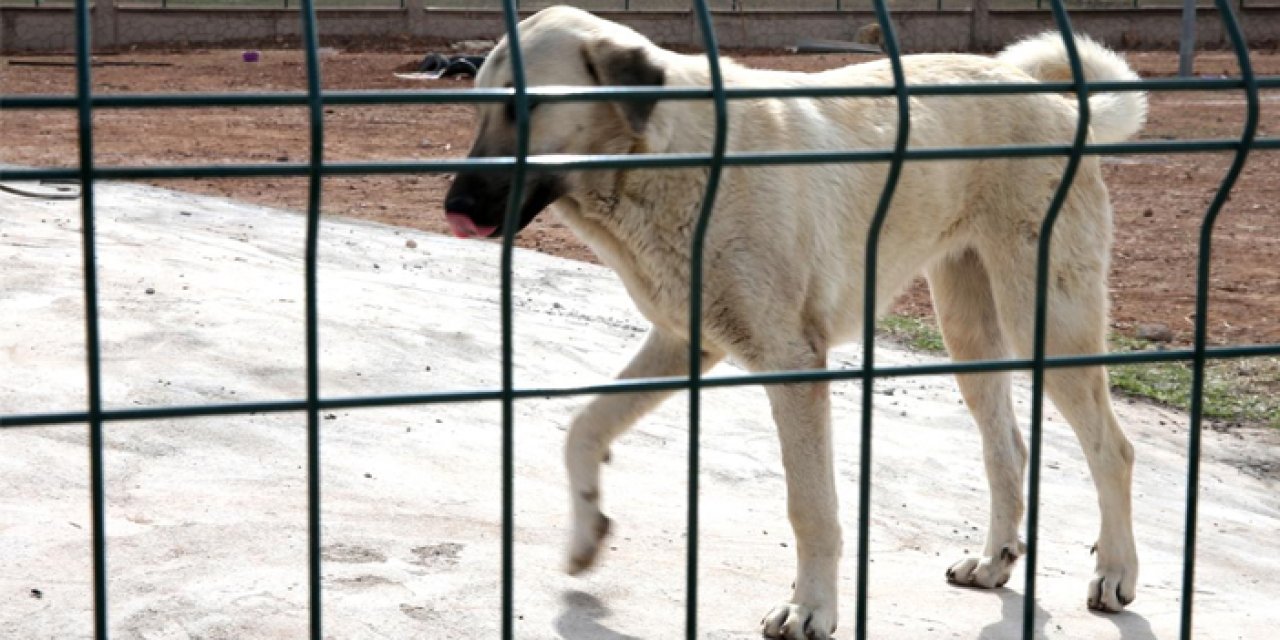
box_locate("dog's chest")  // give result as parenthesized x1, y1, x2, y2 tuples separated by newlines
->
(553, 201, 695, 334)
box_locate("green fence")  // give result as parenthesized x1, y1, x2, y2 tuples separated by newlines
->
(1, 0, 1278, 638)
(3, 0, 1264, 10)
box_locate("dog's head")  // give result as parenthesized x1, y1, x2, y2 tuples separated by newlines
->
(443, 6, 666, 239)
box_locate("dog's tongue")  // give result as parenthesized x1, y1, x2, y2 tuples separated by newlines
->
(446, 213, 497, 239)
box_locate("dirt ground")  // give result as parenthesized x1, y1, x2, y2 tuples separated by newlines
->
(1, 47, 1277, 348)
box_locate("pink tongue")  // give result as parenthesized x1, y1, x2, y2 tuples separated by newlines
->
(446, 213, 497, 239)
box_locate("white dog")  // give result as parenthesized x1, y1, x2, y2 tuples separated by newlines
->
(444, 7, 1146, 638)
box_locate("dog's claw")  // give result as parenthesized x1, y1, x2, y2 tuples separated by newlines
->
(1087, 539, 1138, 612)
(946, 545, 1020, 590)
(761, 603, 834, 640)
(565, 512, 612, 575)
(1088, 577, 1107, 611)
(1087, 569, 1136, 612)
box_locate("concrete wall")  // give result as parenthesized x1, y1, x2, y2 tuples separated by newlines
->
(984, 8, 1277, 50)
(705, 10, 978, 51)
(2, 4, 1277, 54)
(414, 9, 694, 45)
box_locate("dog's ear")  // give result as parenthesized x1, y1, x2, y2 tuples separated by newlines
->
(580, 39, 665, 135)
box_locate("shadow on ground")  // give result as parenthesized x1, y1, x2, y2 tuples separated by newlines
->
(555, 590, 643, 640)
(975, 587, 1154, 640)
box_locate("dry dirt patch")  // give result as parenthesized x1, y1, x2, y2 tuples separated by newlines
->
(2, 49, 1277, 350)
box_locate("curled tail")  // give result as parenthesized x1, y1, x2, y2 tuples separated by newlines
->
(997, 32, 1147, 143)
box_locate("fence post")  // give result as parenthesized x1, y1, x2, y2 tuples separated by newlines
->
(1179, 0, 1196, 76)
(689, 7, 700, 49)
(407, 0, 427, 39)
(95, 0, 118, 52)
(969, 0, 990, 52)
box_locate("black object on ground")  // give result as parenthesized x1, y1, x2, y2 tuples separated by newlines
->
(417, 53, 486, 78)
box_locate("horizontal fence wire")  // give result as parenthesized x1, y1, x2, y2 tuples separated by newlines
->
(2, 0, 1271, 10)
(2, 343, 1280, 427)
(0, 0, 1274, 638)
(5, 345, 1279, 429)
(7, 76, 1280, 111)
(2, 136, 1280, 181)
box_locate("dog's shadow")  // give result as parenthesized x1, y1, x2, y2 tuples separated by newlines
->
(552, 586, 1156, 639)
(1091, 602, 1157, 640)
(554, 590, 642, 640)
(977, 589, 1156, 640)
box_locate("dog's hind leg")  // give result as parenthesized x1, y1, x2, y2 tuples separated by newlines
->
(979, 228, 1139, 612)
(1040, 343, 1137, 612)
(755, 340, 840, 640)
(563, 327, 723, 574)
(928, 248, 1029, 591)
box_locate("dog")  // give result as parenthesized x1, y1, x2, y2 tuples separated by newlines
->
(443, 7, 1146, 638)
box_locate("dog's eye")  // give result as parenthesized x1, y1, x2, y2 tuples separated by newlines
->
(504, 100, 539, 123)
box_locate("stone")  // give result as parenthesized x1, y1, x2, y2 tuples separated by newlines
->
(1136, 322, 1174, 343)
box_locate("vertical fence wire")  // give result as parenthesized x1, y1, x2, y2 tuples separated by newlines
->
(1181, 1, 1259, 637)
(497, 1, 531, 637)
(685, 1, 729, 636)
(297, 0, 326, 637)
(854, 2, 910, 638)
(1023, 3, 1091, 636)
(71, 0, 109, 636)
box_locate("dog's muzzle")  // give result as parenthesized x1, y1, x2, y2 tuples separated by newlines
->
(444, 196, 497, 239)
(444, 213, 497, 239)
(443, 172, 565, 240)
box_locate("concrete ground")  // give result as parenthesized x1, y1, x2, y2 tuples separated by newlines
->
(1, 183, 1278, 639)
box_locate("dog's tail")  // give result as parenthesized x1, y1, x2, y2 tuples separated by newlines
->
(997, 32, 1147, 143)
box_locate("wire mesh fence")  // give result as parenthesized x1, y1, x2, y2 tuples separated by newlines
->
(2, 0, 1266, 10)
(0, 0, 1278, 638)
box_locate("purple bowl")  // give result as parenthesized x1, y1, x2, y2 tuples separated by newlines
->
(242, 51, 261, 63)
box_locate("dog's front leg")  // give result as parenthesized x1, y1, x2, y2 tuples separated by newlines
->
(760, 377, 841, 640)
(564, 327, 723, 574)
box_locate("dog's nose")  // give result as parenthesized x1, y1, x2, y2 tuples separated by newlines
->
(445, 194, 475, 215)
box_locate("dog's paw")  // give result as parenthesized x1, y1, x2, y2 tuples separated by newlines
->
(1087, 565, 1136, 612)
(946, 544, 1021, 589)
(760, 602, 836, 640)
(1087, 537, 1138, 612)
(563, 511, 611, 575)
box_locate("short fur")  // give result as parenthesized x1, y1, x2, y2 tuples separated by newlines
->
(444, 8, 1147, 639)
